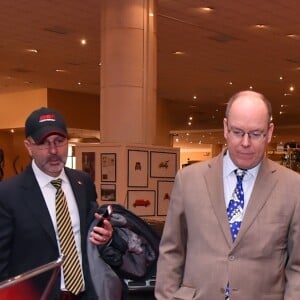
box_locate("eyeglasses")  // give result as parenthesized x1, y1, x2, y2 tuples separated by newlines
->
(228, 127, 267, 141)
(29, 137, 68, 150)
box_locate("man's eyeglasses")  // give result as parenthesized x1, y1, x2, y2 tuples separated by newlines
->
(228, 127, 267, 141)
(29, 137, 68, 150)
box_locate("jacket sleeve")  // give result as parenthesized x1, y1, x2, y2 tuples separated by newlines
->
(155, 171, 188, 299)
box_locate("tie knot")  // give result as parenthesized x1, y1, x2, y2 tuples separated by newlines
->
(51, 178, 62, 189)
(235, 169, 246, 180)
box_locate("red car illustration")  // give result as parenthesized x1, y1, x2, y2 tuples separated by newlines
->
(133, 199, 151, 207)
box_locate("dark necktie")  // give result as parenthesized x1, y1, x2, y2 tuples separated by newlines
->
(226, 169, 246, 241)
(51, 179, 83, 295)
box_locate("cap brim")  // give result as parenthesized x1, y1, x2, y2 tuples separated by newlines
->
(31, 127, 68, 144)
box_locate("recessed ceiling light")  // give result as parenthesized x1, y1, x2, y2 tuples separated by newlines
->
(255, 24, 267, 29)
(200, 7, 214, 12)
(228, 81, 233, 85)
(289, 86, 294, 92)
(286, 34, 298, 39)
(279, 76, 283, 80)
(10, 129, 14, 133)
(172, 51, 185, 55)
(249, 85, 253, 89)
(77, 82, 81, 85)
(193, 95, 197, 100)
(26, 49, 38, 53)
(81, 39, 86, 45)
(55, 69, 66, 73)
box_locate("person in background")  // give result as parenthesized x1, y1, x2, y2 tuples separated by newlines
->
(0, 107, 113, 300)
(155, 90, 300, 300)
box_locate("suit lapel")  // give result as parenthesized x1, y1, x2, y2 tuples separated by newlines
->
(65, 169, 87, 238)
(205, 153, 233, 247)
(233, 159, 278, 247)
(21, 166, 57, 246)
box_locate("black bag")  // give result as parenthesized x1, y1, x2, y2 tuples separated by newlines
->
(96, 204, 160, 281)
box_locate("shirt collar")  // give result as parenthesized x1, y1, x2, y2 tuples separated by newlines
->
(223, 151, 260, 179)
(32, 159, 67, 188)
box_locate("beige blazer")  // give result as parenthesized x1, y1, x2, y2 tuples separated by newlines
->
(155, 152, 300, 300)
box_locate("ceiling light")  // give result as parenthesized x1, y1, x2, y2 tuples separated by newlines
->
(200, 7, 214, 12)
(77, 82, 81, 85)
(81, 39, 86, 45)
(26, 49, 38, 53)
(189, 116, 193, 120)
(193, 95, 197, 100)
(249, 86, 253, 89)
(188, 122, 192, 126)
(228, 81, 233, 85)
(286, 34, 298, 39)
(10, 129, 14, 133)
(172, 51, 185, 55)
(55, 69, 66, 73)
(255, 24, 267, 29)
(149, 12, 154, 17)
(289, 86, 294, 92)
(279, 76, 283, 80)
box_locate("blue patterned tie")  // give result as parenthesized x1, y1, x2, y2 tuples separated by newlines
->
(225, 169, 246, 300)
(227, 169, 246, 241)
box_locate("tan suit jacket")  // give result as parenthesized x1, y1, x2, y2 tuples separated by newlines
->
(155, 152, 300, 300)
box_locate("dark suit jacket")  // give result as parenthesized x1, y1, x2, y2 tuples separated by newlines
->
(0, 164, 98, 299)
(155, 152, 300, 300)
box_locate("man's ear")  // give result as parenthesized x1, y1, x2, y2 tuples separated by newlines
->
(24, 139, 33, 157)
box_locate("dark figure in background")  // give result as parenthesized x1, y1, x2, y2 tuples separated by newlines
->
(0, 148, 4, 181)
(0, 108, 114, 300)
(155, 91, 300, 300)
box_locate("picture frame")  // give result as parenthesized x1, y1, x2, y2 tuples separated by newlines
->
(150, 151, 177, 178)
(127, 190, 155, 216)
(81, 152, 95, 182)
(157, 180, 174, 216)
(101, 153, 116, 182)
(128, 150, 148, 187)
(100, 184, 116, 202)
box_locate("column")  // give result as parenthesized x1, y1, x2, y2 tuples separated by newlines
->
(100, 0, 157, 145)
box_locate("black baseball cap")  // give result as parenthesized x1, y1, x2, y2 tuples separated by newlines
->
(25, 107, 68, 143)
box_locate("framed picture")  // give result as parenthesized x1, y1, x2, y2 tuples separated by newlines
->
(127, 190, 155, 216)
(128, 150, 148, 187)
(150, 151, 177, 178)
(157, 180, 174, 216)
(100, 184, 116, 202)
(101, 153, 116, 182)
(81, 152, 95, 182)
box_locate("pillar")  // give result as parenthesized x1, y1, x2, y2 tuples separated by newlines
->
(100, 0, 157, 144)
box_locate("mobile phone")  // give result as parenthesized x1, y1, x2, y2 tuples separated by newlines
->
(97, 205, 113, 227)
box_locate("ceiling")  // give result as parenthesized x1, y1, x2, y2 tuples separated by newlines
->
(1, 0, 300, 147)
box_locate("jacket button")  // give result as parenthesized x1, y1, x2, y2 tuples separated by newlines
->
(229, 255, 235, 261)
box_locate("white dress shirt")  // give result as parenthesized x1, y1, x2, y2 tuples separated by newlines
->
(223, 152, 260, 219)
(31, 160, 85, 291)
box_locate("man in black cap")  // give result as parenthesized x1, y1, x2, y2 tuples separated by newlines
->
(0, 107, 114, 300)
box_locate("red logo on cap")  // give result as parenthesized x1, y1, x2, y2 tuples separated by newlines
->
(39, 114, 56, 123)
